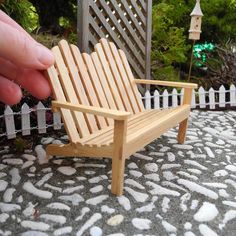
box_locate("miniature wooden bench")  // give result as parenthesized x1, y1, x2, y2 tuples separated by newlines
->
(46, 39, 197, 196)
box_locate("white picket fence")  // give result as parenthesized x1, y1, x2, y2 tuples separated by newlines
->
(0, 102, 62, 139)
(0, 85, 236, 139)
(143, 84, 236, 110)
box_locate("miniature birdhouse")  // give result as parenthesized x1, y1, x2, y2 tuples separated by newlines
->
(189, 0, 203, 40)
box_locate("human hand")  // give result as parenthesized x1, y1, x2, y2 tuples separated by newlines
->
(0, 10, 54, 105)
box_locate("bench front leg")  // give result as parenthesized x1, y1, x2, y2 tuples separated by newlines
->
(178, 88, 193, 144)
(111, 119, 127, 196)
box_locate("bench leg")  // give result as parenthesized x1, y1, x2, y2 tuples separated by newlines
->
(111, 151, 126, 196)
(177, 118, 188, 144)
(111, 120, 127, 196)
(178, 88, 193, 144)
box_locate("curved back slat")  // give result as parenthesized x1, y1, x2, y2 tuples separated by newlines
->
(94, 42, 126, 111)
(70, 44, 108, 130)
(47, 66, 81, 143)
(51, 45, 91, 138)
(118, 49, 145, 112)
(82, 53, 112, 126)
(58, 40, 99, 133)
(47, 39, 144, 142)
(109, 41, 144, 113)
(99, 39, 134, 113)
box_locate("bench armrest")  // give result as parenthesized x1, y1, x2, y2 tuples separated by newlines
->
(52, 101, 131, 120)
(134, 79, 198, 89)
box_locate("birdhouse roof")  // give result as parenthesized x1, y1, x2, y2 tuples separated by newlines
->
(190, 0, 203, 16)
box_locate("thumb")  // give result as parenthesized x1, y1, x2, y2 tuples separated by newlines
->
(0, 21, 54, 69)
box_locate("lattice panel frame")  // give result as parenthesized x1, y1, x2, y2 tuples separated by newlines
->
(78, 0, 152, 80)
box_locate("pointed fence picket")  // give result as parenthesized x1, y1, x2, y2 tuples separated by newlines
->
(0, 102, 63, 139)
(21, 103, 31, 136)
(37, 102, 46, 134)
(209, 88, 215, 110)
(172, 89, 178, 108)
(53, 112, 62, 130)
(0, 85, 236, 139)
(144, 90, 151, 110)
(219, 85, 226, 108)
(191, 90, 196, 108)
(154, 90, 160, 109)
(162, 90, 169, 109)
(198, 87, 206, 108)
(4, 106, 16, 139)
(230, 84, 236, 106)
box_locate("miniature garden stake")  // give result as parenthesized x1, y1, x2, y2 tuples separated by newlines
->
(188, 0, 203, 81)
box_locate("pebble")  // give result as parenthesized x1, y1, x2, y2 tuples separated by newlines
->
(0, 180, 8, 191)
(144, 163, 158, 172)
(21, 221, 50, 231)
(53, 226, 73, 236)
(90, 226, 102, 236)
(132, 218, 151, 230)
(107, 214, 124, 226)
(57, 166, 76, 176)
(46, 202, 71, 211)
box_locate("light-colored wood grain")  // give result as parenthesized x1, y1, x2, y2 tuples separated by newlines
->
(86, 110, 163, 146)
(47, 39, 196, 196)
(178, 88, 193, 144)
(91, 52, 116, 126)
(95, 42, 125, 111)
(52, 46, 90, 137)
(58, 40, 98, 133)
(82, 53, 109, 129)
(52, 101, 131, 120)
(109, 42, 140, 114)
(100, 38, 134, 113)
(125, 105, 190, 157)
(46, 143, 113, 158)
(47, 65, 81, 144)
(77, 0, 153, 81)
(112, 119, 127, 195)
(70, 43, 107, 130)
(135, 79, 198, 89)
(83, 109, 155, 145)
(119, 50, 145, 112)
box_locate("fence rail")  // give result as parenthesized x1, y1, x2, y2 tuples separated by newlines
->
(0, 85, 235, 139)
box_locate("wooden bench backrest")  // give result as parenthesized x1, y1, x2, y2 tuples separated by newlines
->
(47, 39, 144, 141)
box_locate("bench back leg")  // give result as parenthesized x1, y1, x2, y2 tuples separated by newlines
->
(178, 118, 189, 144)
(177, 88, 193, 144)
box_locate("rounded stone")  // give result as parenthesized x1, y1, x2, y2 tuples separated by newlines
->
(57, 166, 76, 176)
(107, 214, 124, 226)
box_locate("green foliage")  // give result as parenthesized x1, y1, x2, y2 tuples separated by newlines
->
(153, 0, 236, 44)
(0, 0, 38, 32)
(13, 137, 29, 153)
(151, 3, 190, 81)
(29, 0, 77, 34)
(152, 0, 236, 87)
(200, 0, 236, 43)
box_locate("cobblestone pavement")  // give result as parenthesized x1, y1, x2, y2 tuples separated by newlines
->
(0, 110, 236, 236)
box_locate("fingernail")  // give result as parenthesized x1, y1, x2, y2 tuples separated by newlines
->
(37, 45, 55, 67)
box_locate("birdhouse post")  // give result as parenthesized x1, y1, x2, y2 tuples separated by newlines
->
(189, 0, 203, 40)
(187, 0, 203, 81)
